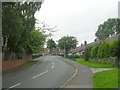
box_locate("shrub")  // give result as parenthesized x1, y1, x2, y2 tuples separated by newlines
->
(90, 45, 99, 58)
(97, 42, 109, 58)
(109, 40, 118, 57)
(84, 46, 93, 60)
(32, 54, 42, 59)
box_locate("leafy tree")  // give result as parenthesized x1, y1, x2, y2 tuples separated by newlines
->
(116, 18, 120, 34)
(29, 29, 46, 54)
(47, 39, 56, 54)
(58, 36, 78, 55)
(2, 2, 42, 60)
(95, 18, 118, 40)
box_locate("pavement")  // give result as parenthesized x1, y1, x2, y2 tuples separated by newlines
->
(91, 68, 116, 74)
(61, 58, 93, 88)
(2, 56, 93, 89)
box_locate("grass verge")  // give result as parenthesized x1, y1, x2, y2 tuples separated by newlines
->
(76, 58, 114, 68)
(93, 69, 119, 88)
(3, 60, 38, 75)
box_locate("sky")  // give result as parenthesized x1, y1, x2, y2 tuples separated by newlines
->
(35, 0, 119, 46)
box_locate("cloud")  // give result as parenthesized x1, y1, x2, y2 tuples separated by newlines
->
(35, 0, 119, 46)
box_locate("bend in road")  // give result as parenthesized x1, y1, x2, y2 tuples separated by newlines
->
(3, 56, 75, 88)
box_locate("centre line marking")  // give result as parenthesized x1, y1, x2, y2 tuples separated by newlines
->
(32, 70, 49, 79)
(6, 83, 21, 90)
(51, 63, 54, 69)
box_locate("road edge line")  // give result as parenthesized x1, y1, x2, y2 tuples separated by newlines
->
(60, 59, 78, 88)
(6, 83, 21, 90)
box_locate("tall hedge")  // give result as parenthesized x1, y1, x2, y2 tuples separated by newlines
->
(97, 42, 109, 58)
(84, 46, 93, 60)
(90, 45, 98, 58)
(84, 40, 119, 60)
(109, 40, 118, 57)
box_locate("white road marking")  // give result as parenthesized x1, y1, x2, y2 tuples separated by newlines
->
(6, 83, 21, 89)
(32, 62, 55, 79)
(32, 70, 49, 79)
(51, 63, 54, 69)
(61, 66, 78, 88)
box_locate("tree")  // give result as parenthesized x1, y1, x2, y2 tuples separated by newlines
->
(2, 2, 42, 60)
(58, 36, 78, 55)
(95, 18, 118, 40)
(29, 29, 46, 54)
(47, 39, 56, 54)
(116, 18, 120, 34)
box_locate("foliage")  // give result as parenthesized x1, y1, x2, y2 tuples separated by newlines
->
(95, 18, 118, 40)
(29, 29, 46, 53)
(2, 2, 44, 60)
(32, 54, 42, 59)
(84, 39, 119, 62)
(90, 45, 98, 58)
(116, 18, 120, 34)
(97, 42, 109, 58)
(47, 38, 56, 54)
(58, 36, 78, 54)
(47, 39, 56, 49)
(109, 40, 118, 57)
(84, 46, 93, 60)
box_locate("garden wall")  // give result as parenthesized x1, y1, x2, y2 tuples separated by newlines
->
(90, 57, 117, 65)
(2, 55, 32, 71)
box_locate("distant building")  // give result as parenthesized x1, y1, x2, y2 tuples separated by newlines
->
(69, 34, 119, 57)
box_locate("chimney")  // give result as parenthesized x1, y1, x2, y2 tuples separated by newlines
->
(84, 41, 87, 46)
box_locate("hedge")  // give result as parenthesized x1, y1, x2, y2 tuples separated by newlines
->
(84, 40, 119, 60)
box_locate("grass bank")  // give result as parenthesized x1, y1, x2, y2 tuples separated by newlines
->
(75, 58, 114, 68)
(74, 58, 119, 88)
(93, 69, 119, 88)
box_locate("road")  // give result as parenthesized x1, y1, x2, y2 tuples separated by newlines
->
(3, 56, 75, 89)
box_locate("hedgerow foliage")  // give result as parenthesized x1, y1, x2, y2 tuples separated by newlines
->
(84, 40, 119, 60)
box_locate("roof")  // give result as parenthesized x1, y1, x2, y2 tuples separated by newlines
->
(70, 34, 119, 53)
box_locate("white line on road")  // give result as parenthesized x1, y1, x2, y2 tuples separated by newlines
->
(60, 66, 78, 88)
(51, 62, 54, 69)
(6, 83, 21, 90)
(32, 62, 54, 79)
(32, 70, 49, 79)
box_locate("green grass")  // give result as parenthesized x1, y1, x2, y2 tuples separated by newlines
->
(3, 60, 38, 75)
(93, 69, 119, 88)
(76, 58, 114, 68)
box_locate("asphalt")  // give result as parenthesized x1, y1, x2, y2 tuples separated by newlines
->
(2, 56, 93, 89)
(62, 58, 93, 88)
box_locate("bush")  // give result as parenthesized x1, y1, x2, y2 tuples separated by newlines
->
(109, 40, 118, 57)
(32, 54, 42, 59)
(97, 42, 109, 58)
(90, 45, 99, 58)
(84, 46, 93, 60)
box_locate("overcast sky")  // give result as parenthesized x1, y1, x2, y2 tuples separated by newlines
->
(35, 0, 119, 46)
